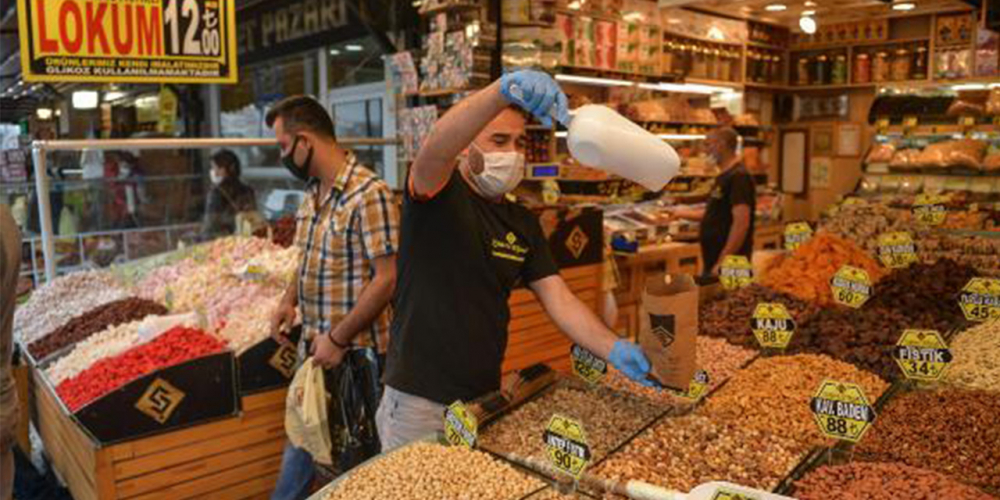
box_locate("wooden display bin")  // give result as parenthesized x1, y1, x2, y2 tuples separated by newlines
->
(237, 329, 301, 395)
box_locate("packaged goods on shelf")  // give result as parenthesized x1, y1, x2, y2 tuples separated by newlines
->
(15, 270, 130, 345)
(27, 298, 168, 361)
(699, 284, 820, 349)
(592, 414, 811, 493)
(55, 326, 225, 411)
(759, 232, 886, 306)
(946, 320, 1000, 392)
(792, 462, 996, 500)
(889, 149, 922, 169)
(915, 139, 988, 170)
(319, 442, 543, 500)
(699, 354, 889, 447)
(855, 389, 1000, 492)
(478, 384, 663, 464)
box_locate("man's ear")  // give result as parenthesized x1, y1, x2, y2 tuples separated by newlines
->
(466, 144, 484, 175)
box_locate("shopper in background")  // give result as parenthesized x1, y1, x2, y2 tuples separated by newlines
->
(670, 127, 756, 276)
(377, 70, 656, 451)
(1, 204, 21, 500)
(266, 96, 399, 500)
(202, 149, 258, 238)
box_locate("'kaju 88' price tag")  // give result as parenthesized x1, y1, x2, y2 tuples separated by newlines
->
(783, 222, 813, 251)
(571, 344, 607, 385)
(958, 277, 1000, 322)
(720, 255, 753, 291)
(830, 266, 873, 309)
(877, 231, 918, 269)
(443, 401, 478, 448)
(893, 330, 952, 381)
(810, 380, 877, 443)
(751, 303, 797, 350)
(913, 194, 947, 226)
(543, 415, 591, 478)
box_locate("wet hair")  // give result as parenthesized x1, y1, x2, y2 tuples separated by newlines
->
(265, 95, 337, 140)
(211, 149, 241, 178)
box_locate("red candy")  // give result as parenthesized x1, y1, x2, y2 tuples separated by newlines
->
(56, 326, 225, 411)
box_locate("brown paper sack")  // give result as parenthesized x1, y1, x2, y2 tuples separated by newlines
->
(638, 273, 698, 391)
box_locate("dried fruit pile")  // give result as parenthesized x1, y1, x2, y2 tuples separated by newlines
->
(946, 320, 1000, 392)
(27, 298, 168, 360)
(793, 462, 996, 500)
(699, 284, 820, 349)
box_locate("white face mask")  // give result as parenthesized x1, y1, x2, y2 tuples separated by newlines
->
(210, 169, 224, 185)
(468, 145, 525, 198)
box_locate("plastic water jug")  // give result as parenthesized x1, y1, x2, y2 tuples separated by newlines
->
(566, 105, 681, 191)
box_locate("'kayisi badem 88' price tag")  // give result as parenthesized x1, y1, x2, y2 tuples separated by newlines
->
(543, 415, 591, 478)
(958, 277, 1000, 322)
(810, 380, 877, 443)
(830, 265, 873, 309)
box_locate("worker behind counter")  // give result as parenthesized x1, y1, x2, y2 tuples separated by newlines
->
(377, 70, 658, 451)
(669, 127, 756, 277)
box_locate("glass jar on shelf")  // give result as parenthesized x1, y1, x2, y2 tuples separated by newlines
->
(873, 51, 890, 82)
(854, 53, 871, 83)
(892, 47, 911, 81)
(663, 40, 675, 74)
(770, 53, 783, 83)
(912, 46, 928, 80)
(832, 54, 848, 84)
(705, 46, 718, 80)
(692, 44, 707, 78)
(797, 56, 810, 85)
(814, 54, 829, 85)
(729, 48, 743, 82)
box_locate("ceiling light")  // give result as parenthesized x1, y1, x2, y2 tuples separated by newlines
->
(802, 10, 816, 16)
(638, 82, 738, 95)
(72, 91, 99, 109)
(345, 44, 363, 52)
(36, 108, 53, 119)
(658, 134, 707, 141)
(765, 3, 787, 11)
(329, 49, 341, 55)
(951, 83, 987, 91)
(892, 1, 916, 10)
(804, 0, 817, 6)
(554, 74, 635, 87)
(103, 90, 127, 102)
(800, 15, 817, 34)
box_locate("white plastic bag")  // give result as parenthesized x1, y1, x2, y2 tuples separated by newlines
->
(284, 359, 333, 465)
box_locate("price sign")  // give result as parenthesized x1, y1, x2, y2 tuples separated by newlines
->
(830, 266, 873, 309)
(876, 117, 890, 134)
(443, 401, 478, 448)
(913, 194, 947, 226)
(751, 303, 797, 350)
(877, 232, 918, 269)
(958, 277, 1000, 322)
(810, 380, 877, 443)
(903, 115, 918, 128)
(669, 369, 710, 401)
(842, 197, 864, 206)
(720, 255, 753, 291)
(960, 115, 976, 127)
(543, 415, 591, 478)
(571, 344, 607, 385)
(893, 330, 952, 381)
(711, 489, 760, 500)
(784, 222, 813, 251)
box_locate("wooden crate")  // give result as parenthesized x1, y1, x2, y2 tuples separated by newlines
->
(502, 264, 602, 375)
(34, 367, 287, 500)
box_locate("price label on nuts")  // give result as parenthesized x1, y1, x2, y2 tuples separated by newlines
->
(810, 380, 877, 443)
(669, 369, 710, 401)
(830, 265, 873, 309)
(710, 488, 760, 500)
(751, 303, 797, 350)
(958, 277, 1000, 322)
(783, 222, 813, 251)
(876, 117, 890, 133)
(903, 115, 918, 128)
(913, 194, 947, 226)
(570, 344, 607, 386)
(443, 400, 478, 448)
(893, 329, 952, 381)
(720, 255, 753, 291)
(543, 414, 591, 478)
(877, 231, 918, 269)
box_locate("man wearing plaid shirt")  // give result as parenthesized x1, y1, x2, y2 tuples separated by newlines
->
(266, 96, 399, 500)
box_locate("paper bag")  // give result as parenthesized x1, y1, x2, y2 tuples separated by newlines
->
(638, 273, 698, 391)
(284, 359, 333, 465)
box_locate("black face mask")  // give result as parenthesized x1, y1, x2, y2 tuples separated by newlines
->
(281, 135, 313, 182)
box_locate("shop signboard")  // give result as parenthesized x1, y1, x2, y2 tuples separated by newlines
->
(18, 0, 239, 83)
(237, 0, 368, 66)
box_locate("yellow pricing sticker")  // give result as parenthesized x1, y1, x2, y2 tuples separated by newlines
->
(720, 255, 753, 291)
(543, 415, 591, 478)
(711, 489, 760, 500)
(877, 231, 918, 269)
(751, 303, 797, 350)
(810, 380, 877, 443)
(571, 344, 607, 385)
(958, 277, 1000, 322)
(670, 369, 710, 401)
(913, 194, 947, 226)
(903, 115, 918, 128)
(444, 401, 478, 448)
(784, 222, 813, 251)
(960, 115, 976, 127)
(876, 117, 890, 132)
(893, 330, 952, 381)
(830, 265, 873, 309)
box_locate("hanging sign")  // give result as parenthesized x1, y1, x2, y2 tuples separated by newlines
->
(893, 330, 952, 381)
(543, 415, 591, 478)
(720, 255, 753, 291)
(18, 0, 238, 83)
(958, 277, 1000, 322)
(830, 266, 873, 309)
(810, 380, 877, 443)
(877, 232, 918, 269)
(783, 222, 813, 251)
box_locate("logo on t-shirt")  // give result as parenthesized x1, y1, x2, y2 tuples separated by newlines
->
(492, 232, 529, 262)
(649, 314, 676, 347)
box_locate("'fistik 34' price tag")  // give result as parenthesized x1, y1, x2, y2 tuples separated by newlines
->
(720, 255, 753, 291)
(444, 401, 478, 448)
(877, 231, 918, 269)
(571, 344, 607, 385)
(830, 266, 873, 309)
(784, 222, 813, 251)
(958, 277, 1000, 322)
(543, 415, 591, 478)
(810, 380, 877, 443)
(893, 330, 952, 381)
(913, 194, 947, 226)
(751, 303, 797, 350)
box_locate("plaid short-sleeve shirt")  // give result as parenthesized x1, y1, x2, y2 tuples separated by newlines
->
(294, 153, 399, 351)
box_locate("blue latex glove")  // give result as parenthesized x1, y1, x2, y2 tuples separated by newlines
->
(499, 70, 571, 128)
(609, 340, 657, 387)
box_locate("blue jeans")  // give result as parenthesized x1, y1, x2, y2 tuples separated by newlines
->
(270, 443, 314, 500)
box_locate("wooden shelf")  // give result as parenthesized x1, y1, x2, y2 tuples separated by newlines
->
(746, 40, 788, 51)
(851, 36, 932, 47)
(662, 30, 745, 47)
(554, 8, 619, 23)
(787, 82, 876, 91)
(682, 77, 745, 88)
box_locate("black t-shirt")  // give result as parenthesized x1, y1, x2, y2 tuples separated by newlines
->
(699, 163, 756, 273)
(384, 172, 560, 404)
